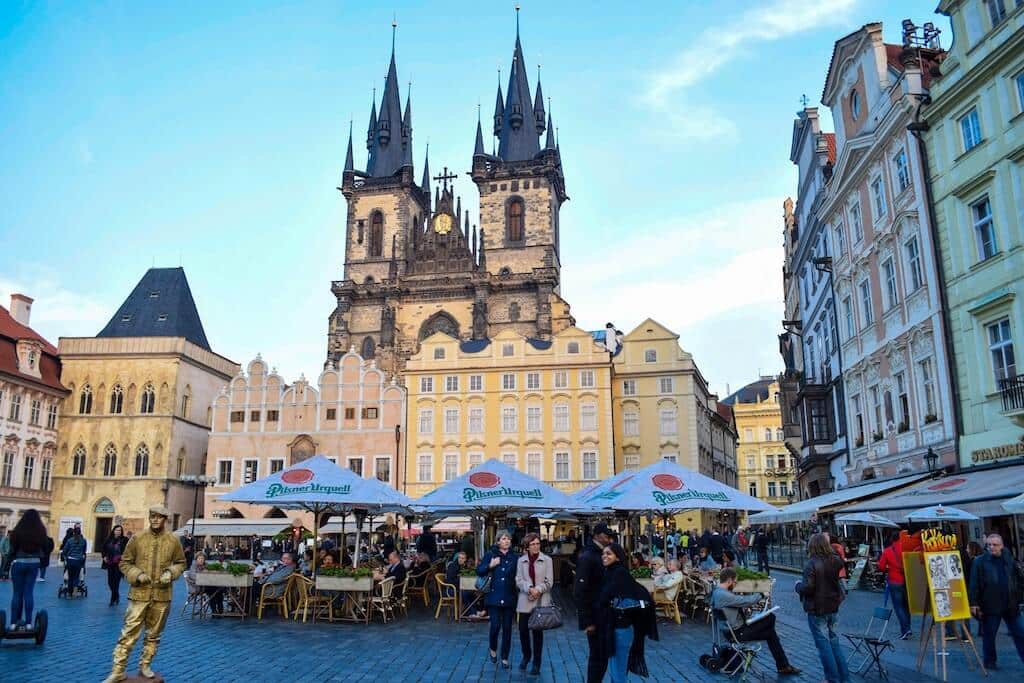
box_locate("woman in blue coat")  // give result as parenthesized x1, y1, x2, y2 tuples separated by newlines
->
(477, 531, 519, 668)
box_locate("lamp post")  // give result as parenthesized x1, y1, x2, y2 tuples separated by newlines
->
(827, 474, 836, 493)
(924, 446, 939, 472)
(179, 473, 217, 540)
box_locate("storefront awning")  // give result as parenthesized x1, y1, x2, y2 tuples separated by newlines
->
(747, 473, 929, 524)
(839, 464, 1024, 522)
(174, 518, 299, 537)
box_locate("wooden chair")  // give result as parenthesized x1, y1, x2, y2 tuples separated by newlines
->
(392, 575, 410, 617)
(434, 573, 458, 621)
(291, 575, 332, 623)
(653, 579, 682, 624)
(257, 574, 294, 620)
(407, 568, 432, 607)
(370, 577, 396, 623)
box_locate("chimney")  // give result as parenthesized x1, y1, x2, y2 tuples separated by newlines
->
(10, 294, 33, 326)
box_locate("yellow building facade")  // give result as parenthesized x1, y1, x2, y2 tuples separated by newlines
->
(403, 327, 614, 497)
(724, 378, 797, 509)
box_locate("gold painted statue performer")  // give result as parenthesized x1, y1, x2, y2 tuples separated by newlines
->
(103, 505, 186, 683)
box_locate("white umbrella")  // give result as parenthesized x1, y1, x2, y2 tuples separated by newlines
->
(1002, 493, 1024, 514)
(834, 512, 900, 528)
(413, 458, 578, 512)
(906, 504, 979, 522)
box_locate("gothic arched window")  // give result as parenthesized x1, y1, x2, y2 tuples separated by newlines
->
(109, 385, 124, 414)
(72, 445, 87, 476)
(361, 336, 376, 359)
(79, 385, 93, 415)
(140, 384, 156, 414)
(507, 198, 525, 242)
(369, 212, 384, 257)
(103, 444, 117, 477)
(135, 444, 150, 476)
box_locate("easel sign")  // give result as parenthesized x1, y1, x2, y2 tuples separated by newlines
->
(923, 550, 970, 622)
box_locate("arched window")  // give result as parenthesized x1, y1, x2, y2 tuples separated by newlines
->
(361, 336, 376, 359)
(507, 198, 525, 242)
(177, 448, 186, 477)
(140, 384, 156, 414)
(180, 388, 191, 418)
(135, 444, 150, 476)
(776, 428, 784, 441)
(103, 444, 117, 477)
(109, 385, 124, 414)
(764, 428, 772, 441)
(79, 385, 93, 414)
(72, 445, 87, 476)
(369, 212, 384, 257)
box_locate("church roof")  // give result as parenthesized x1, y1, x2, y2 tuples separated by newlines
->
(97, 267, 211, 350)
(721, 377, 775, 405)
(495, 22, 544, 162)
(365, 31, 413, 178)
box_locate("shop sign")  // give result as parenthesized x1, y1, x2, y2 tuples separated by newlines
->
(970, 434, 1024, 464)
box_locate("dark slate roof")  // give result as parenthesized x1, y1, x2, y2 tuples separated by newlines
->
(97, 268, 211, 350)
(459, 338, 491, 354)
(526, 338, 552, 350)
(721, 377, 774, 405)
(365, 47, 411, 178)
(496, 33, 542, 162)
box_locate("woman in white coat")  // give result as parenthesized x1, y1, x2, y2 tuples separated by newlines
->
(516, 533, 553, 677)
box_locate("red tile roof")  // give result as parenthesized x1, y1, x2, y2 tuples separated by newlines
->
(716, 402, 734, 422)
(824, 133, 836, 164)
(884, 44, 906, 73)
(0, 304, 66, 392)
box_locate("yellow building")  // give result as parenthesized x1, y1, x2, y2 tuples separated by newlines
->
(723, 377, 797, 509)
(50, 269, 238, 548)
(403, 327, 613, 497)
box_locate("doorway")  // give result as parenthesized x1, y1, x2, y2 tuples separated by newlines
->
(95, 516, 112, 552)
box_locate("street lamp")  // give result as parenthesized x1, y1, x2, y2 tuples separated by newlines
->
(179, 473, 217, 539)
(826, 474, 836, 492)
(924, 447, 939, 472)
(786, 490, 795, 505)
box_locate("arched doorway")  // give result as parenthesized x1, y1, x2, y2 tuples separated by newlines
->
(93, 497, 116, 551)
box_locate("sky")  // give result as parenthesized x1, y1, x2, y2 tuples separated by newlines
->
(0, 0, 942, 397)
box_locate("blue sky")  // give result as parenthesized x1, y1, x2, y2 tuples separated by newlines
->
(1, 0, 940, 396)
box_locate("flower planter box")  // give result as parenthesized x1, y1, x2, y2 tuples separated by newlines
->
(734, 578, 773, 594)
(195, 572, 253, 588)
(460, 576, 480, 591)
(635, 578, 655, 593)
(316, 576, 373, 592)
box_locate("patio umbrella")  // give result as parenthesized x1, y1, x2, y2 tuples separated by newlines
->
(1002, 493, 1024, 514)
(834, 512, 900, 528)
(906, 504, 979, 522)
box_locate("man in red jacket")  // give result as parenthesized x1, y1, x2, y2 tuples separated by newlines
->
(877, 534, 912, 638)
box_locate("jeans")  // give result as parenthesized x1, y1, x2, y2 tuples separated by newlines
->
(10, 559, 40, 624)
(66, 560, 84, 591)
(488, 605, 515, 661)
(518, 611, 544, 666)
(889, 583, 912, 636)
(735, 613, 790, 670)
(736, 548, 748, 568)
(980, 609, 1024, 667)
(609, 625, 633, 683)
(807, 612, 850, 682)
(586, 628, 607, 683)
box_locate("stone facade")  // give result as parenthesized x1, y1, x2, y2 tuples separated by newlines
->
(725, 378, 797, 509)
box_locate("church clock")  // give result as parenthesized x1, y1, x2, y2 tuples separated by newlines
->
(432, 213, 453, 235)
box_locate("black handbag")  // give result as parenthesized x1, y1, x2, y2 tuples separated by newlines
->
(528, 604, 564, 630)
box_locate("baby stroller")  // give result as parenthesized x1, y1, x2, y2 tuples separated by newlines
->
(57, 553, 87, 599)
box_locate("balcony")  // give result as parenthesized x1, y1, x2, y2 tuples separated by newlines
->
(1000, 374, 1024, 427)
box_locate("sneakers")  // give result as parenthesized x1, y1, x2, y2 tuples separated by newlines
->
(37, 576, 45, 582)
(900, 631, 913, 640)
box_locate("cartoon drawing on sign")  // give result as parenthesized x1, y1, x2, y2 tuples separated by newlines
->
(933, 590, 952, 618)
(946, 553, 963, 580)
(928, 555, 949, 589)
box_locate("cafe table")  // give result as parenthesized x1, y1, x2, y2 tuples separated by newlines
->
(194, 571, 254, 619)
(457, 575, 486, 621)
(315, 575, 376, 623)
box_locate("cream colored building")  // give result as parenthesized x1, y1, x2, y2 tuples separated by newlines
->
(724, 378, 797, 509)
(922, 1, 1024, 469)
(204, 350, 406, 519)
(403, 327, 613, 497)
(50, 269, 238, 548)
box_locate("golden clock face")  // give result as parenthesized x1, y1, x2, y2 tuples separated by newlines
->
(433, 213, 453, 235)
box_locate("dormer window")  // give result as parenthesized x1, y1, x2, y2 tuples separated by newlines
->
(149, 291, 159, 298)
(27, 350, 36, 368)
(850, 89, 861, 120)
(121, 314, 132, 322)
(157, 314, 168, 322)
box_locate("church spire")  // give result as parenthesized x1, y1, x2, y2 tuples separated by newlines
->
(474, 107, 486, 157)
(421, 143, 431, 197)
(401, 83, 413, 168)
(366, 22, 409, 178)
(497, 9, 541, 162)
(533, 67, 546, 135)
(493, 79, 504, 137)
(545, 110, 556, 150)
(344, 120, 354, 172)
(366, 90, 377, 151)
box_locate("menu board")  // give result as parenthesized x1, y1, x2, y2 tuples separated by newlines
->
(924, 550, 970, 622)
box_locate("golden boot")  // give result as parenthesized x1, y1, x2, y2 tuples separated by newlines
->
(138, 600, 172, 678)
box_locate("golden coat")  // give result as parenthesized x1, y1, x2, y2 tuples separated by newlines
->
(119, 529, 187, 602)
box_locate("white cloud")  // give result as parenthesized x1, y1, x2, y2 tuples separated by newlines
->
(0, 271, 110, 341)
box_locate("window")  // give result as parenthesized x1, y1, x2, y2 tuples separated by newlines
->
(501, 406, 517, 432)
(553, 371, 568, 389)
(270, 459, 285, 474)
(244, 459, 259, 483)
(444, 454, 458, 481)
(29, 399, 40, 425)
(41, 458, 52, 490)
(768, 481, 778, 498)
(623, 411, 640, 436)
(904, 237, 923, 291)
(960, 108, 982, 151)
(748, 481, 758, 497)
(622, 379, 637, 396)
(468, 452, 483, 468)
(765, 454, 775, 469)
(180, 393, 190, 418)
(444, 375, 459, 393)
(509, 302, 520, 321)
(1, 450, 13, 487)
(1017, 72, 1024, 111)
(135, 444, 150, 476)
(22, 455, 34, 488)
(267, 410, 279, 422)
(502, 343, 514, 357)
(644, 349, 657, 363)
(46, 404, 57, 429)
(507, 197, 524, 242)
(325, 408, 337, 421)
(764, 428, 773, 441)
(779, 481, 789, 497)
(554, 452, 570, 480)
(217, 459, 232, 485)
(744, 428, 753, 441)
(369, 211, 384, 257)
(659, 408, 677, 435)
(420, 377, 434, 393)
(986, 0, 1008, 26)
(852, 394, 864, 445)
(659, 377, 674, 394)
(468, 406, 484, 433)
(527, 406, 542, 432)
(895, 372, 909, 429)
(850, 89, 861, 119)
(988, 318, 1016, 383)
(140, 384, 156, 414)
(553, 404, 570, 432)
(894, 149, 910, 192)
(433, 347, 445, 360)
(418, 408, 433, 434)
(859, 279, 874, 326)
(871, 176, 887, 219)
(625, 454, 641, 471)
(661, 452, 677, 464)
(579, 370, 595, 388)
(469, 374, 483, 392)
(109, 385, 124, 414)
(745, 455, 755, 470)
(580, 403, 597, 430)
(250, 410, 261, 422)
(870, 386, 882, 437)
(527, 452, 542, 478)
(375, 457, 391, 483)
(834, 222, 846, 257)
(882, 258, 899, 309)
(502, 373, 516, 391)
(496, 452, 514, 470)
(776, 428, 784, 441)
(526, 372, 541, 390)
(103, 444, 117, 477)
(362, 407, 378, 420)
(8, 393, 21, 422)
(79, 385, 93, 414)
(972, 196, 997, 260)
(582, 451, 598, 480)
(843, 297, 854, 339)
(567, 341, 580, 354)
(809, 398, 829, 442)
(72, 445, 86, 476)
(444, 408, 459, 434)
(850, 202, 863, 242)
(417, 454, 432, 482)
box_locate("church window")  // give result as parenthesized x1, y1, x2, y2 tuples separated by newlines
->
(369, 212, 384, 257)
(361, 336, 376, 359)
(509, 302, 520, 321)
(134, 444, 150, 476)
(103, 444, 117, 477)
(507, 198, 525, 242)
(79, 385, 93, 414)
(72, 445, 86, 476)
(140, 384, 156, 414)
(109, 385, 124, 414)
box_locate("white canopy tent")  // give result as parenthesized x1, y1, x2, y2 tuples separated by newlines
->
(747, 473, 929, 524)
(174, 518, 300, 538)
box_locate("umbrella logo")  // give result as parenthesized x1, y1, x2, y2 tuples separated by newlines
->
(652, 474, 683, 491)
(469, 472, 500, 488)
(928, 478, 965, 491)
(281, 469, 314, 485)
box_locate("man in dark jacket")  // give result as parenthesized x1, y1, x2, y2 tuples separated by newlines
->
(575, 523, 614, 683)
(753, 528, 770, 575)
(713, 568, 801, 675)
(708, 528, 728, 564)
(969, 533, 1024, 669)
(416, 526, 438, 561)
(375, 550, 408, 598)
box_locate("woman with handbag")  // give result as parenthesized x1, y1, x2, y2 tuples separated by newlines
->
(101, 524, 128, 606)
(516, 533, 555, 676)
(477, 530, 519, 669)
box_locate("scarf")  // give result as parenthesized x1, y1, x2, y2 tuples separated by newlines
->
(528, 553, 538, 585)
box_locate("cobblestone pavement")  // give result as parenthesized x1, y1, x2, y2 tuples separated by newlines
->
(1, 560, 1018, 682)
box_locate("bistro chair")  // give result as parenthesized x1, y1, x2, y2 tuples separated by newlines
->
(843, 607, 895, 678)
(710, 608, 762, 681)
(182, 573, 210, 619)
(371, 577, 396, 623)
(653, 580, 683, 624)
(257, 575, 294, 620)
(392, 575, 410, 618)
(407, 567, 432, 607)
(434, 574, 459, 621)
(291, 576, 332, 623)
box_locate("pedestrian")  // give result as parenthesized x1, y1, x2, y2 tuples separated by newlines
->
(180, 530, 194, 569)
(102, 524, 129, 606)
(877, 532, 911, 639)
(61, 524, 88, 593)
(830, 535, 848, 591)
(8, 509, 52, 630)
(477, 530, 518, 669)
(595, 542, 659, 682)
(0, 530, 11, 580)
(798, 532, 849, 683)
(968, 533, 1024, 670)
(516, 533, 552, 676)
(665, 529, 676, 561)
(754, 528, 770, 575)
(575, 522, 614, 683)
(417, 524, 438, 561)
(712, 567, 801, 675)
(38, 532, 54, 581)
(736, 526, 749, 568)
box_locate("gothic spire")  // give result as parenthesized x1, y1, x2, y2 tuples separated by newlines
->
(493, 81, 504, 137)
(471, 224, 477, 263)
(478, 228, 486, 268)
(366, 25, 408, 178)
(344, 120, 355, 171)
(401, 84, 413, 168)
(497, 12, 541, 162)
(421, 143, 431, 197)
(474, 107, 486, 157)
(545, 110, 556, 150)
(533, 68, 546, 135)
(366, 90, 377, 151)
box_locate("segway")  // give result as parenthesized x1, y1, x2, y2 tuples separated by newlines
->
(0, 609, 48, 645)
